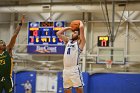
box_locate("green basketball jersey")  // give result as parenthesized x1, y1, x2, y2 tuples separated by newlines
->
(0, 50, 13, 78)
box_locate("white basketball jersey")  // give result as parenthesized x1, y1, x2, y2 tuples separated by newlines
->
(63, 40, 82, 67)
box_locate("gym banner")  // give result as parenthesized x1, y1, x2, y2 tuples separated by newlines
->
(27, 45, 65, 54)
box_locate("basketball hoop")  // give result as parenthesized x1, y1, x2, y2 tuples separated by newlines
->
(106, 60, 112, 68)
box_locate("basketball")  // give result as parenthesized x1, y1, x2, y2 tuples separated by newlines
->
(70, 20, 80, 31)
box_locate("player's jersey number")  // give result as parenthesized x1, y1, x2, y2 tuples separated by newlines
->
(67, 48, 71, 55)
(0, 59, 5, 65)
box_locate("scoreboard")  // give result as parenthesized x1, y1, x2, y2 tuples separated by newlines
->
(27, 21, 66, 54)
(98, 36, 109, 47)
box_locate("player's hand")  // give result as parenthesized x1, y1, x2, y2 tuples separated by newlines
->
(66, 27, 74, 32)
(66, 27, 72, 30)
(69, 27, 73, 31)
(63, 27, 72, 31)
(21, 15, 25, 23)
(79, 21, 84, 28)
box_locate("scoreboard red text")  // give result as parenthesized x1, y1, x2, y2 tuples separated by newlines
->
(28, 22, 65, 45)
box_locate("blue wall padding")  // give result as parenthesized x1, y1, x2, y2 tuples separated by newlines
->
(57, 72, 64, 93)
(14, 71, 36, 93)
(89, 73, 140, 93)
(57, 72, 140, 93)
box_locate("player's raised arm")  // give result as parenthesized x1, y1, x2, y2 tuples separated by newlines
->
(56, 27, 71, 44)
(7, 15, 25, 52)
(79, 21, 86, 50)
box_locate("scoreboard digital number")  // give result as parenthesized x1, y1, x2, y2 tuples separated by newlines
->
(27, 21, 66, 54)
(98, 36, 109, 47)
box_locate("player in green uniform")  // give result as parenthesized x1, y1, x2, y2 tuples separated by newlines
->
(0, 15, 24, 93)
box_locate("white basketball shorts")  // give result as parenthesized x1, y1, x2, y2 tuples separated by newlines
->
(63, 65, 84, 89)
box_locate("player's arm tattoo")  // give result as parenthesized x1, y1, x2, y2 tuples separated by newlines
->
(14, 25, 22, 35)
(57, 34, 69, 44)
(56, 27, 71, 44)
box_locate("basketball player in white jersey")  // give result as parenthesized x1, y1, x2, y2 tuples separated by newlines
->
(56, 20, 85, 93)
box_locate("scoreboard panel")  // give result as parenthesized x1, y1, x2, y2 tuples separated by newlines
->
(27, 21, 66, 54)
(98, 36, 109, 47)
